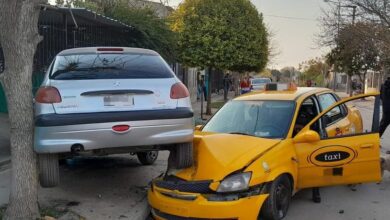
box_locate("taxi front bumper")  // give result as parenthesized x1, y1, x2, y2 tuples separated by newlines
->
(148, 186, 269, 220)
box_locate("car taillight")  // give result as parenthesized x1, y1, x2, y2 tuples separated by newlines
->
(35, 86, 62, 104)
(170, 82, 190, 99)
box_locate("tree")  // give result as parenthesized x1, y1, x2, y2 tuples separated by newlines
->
(321, 0, 390, 80)
(107, 5, 177, 62)
(271, 69, 282, 82)
(171, 0, 269, 114)
(71, 0, 177, 62)
(280, 66, 299, 83)
(326, 22, 381, 94)
(0, 0, 45, 219)
(257, 69, 272, 78)
(299, 58, 330, 87)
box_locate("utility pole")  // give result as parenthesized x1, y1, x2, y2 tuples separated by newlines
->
(324, 0, 357, 93)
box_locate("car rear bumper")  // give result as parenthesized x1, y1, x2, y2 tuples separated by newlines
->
(35, 107, 193, 127)
(148, 187, 268, 220)
(34, 109, 193, 153)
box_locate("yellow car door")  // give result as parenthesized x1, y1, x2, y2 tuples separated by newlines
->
(294, 93, 381, 189)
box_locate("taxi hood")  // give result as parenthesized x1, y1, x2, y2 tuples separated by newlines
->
(175, 132, 281, 182)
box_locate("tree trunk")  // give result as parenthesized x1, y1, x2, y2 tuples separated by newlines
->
(206, 67, 212, 115)
(347, 75, 353, 97)
(0, 0, 44, 219)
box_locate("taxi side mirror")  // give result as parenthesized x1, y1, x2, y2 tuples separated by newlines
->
(194, 125, 202, 131)
(293, 130, 320, 144)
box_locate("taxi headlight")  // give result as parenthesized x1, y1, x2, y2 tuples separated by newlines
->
(217, 172, 252, 193)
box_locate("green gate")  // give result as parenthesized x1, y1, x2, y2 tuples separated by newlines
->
(0, 72, 46, 113)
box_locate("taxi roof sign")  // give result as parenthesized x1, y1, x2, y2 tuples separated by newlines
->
(265, 82, 297, 91)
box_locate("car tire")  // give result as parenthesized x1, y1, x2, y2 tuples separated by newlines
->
(137, 151, 159, 165)
(38, 154, 60, 188)
(168, 142, 193, 169)
(260, 175, 292, 220)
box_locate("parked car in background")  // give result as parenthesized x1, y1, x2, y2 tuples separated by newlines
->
(34, 47, 194, 187)
(251, 77, 272, 90)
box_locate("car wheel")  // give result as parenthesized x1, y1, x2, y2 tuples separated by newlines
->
(38, 154, 60, 188)
(137, 151, 159, 165)
(260, 175, 292, 220)
(168, 142, 193, 169)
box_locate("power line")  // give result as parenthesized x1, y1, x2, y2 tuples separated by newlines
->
(264, 14, 317, 22)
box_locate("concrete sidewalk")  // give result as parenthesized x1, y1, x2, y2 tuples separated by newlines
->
(0, 113, 10, 168)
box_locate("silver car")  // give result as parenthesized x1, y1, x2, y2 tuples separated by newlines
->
(251, 77, 272, 90)
(34, 47, 194, 187)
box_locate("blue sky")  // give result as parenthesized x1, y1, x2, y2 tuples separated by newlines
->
(163, 0, 330, 69)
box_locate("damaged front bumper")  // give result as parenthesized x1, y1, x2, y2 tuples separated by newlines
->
(148, 180, 269, 220)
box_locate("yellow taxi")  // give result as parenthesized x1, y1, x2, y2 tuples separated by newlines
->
(148, 83, 382, 220)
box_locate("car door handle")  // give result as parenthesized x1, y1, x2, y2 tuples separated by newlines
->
(360, 144, 374, 149)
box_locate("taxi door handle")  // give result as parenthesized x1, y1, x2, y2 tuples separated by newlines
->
(360, 144, 374, 149)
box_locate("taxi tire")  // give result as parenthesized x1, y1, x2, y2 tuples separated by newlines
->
(38, 153, 60, 188)
(168, 142, 193, 169)
(137, 151, 159, 165)
(260, 175, 292, 220)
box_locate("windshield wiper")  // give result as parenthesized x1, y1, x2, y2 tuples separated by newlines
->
(229, 132, 253, 136)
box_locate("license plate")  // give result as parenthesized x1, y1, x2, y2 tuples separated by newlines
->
(103, 95, 134, 107)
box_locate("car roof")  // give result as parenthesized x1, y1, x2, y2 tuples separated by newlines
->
(234, 87, 331, 101)
(57, 47, 159, 56)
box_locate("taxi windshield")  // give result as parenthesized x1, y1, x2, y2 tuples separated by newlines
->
(202, 100, 295, 139)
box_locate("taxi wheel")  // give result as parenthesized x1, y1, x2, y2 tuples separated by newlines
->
(260, 175, 292, 220)
(137, 151, 159, 165)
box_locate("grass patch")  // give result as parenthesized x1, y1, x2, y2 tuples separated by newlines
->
(40, 206, 68, 219)
(210, 101, 225, 109)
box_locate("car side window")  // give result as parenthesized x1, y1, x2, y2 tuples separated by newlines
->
(318, 93, 344, 126)
(293, 96, 320, 137)
(311, 95, 379, 139)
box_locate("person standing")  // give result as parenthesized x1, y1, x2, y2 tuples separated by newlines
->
(380, 77, 390, 137)
(201, 75, 207, 101)
(223, 73, 231, 101)
(196, 72, 202, 101)
(240, 77, 251, 94)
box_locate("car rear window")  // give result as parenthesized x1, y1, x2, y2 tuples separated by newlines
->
(50, 53, 174, 80)
(252, 78, 271, 84)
